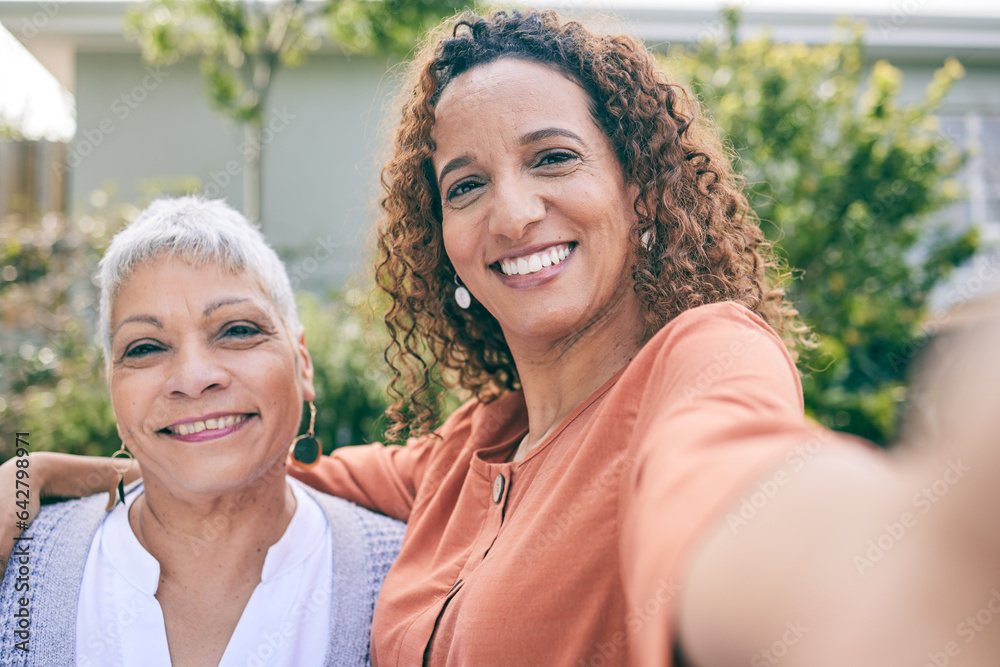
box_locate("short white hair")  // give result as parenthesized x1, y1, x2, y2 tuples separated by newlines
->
(98, 196, 300, 359)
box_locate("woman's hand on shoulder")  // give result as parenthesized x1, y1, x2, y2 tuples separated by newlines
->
(0, 452, 142, 577)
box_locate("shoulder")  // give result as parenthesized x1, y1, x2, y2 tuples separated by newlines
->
(4, 493, 107, 572)
(639, 301, 795, 378)
(0, 493, 108, 665)
(651, 301, 781, 349)
(622, 301, 802, 414)
(296, 480, 405, 565)
(294, 480, 403, 666)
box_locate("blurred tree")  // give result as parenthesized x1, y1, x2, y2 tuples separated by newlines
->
(667, 11, 978, 444)
(124, 0, 471, 223)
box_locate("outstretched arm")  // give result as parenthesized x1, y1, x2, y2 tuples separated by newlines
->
(0, 452, 142, 575)
(675, 442, 998, 666)
(626, 310, 1000, 665)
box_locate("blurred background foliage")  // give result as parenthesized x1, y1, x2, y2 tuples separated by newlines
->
(667, 10, 977, 444)
(0, 9, 980, 459)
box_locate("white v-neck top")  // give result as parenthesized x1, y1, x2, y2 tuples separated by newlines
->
(75, 478, 332, 667)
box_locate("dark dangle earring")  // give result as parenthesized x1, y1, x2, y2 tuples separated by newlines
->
(290, 401, 322, 471)
(106, 441, 134, 511)
(454, 274, 471, 310)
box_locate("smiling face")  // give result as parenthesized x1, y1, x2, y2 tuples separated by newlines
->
(108, 254, 314, 497)
(433, 58, 645, 350)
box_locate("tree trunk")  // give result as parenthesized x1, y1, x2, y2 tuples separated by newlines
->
(243, 118, 262, 225)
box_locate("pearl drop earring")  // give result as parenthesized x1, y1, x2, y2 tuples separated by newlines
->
(454, 275, 471, 309)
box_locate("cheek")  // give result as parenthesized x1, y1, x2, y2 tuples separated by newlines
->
(442, 220, 476, 276)
(110, 375, 150, 431)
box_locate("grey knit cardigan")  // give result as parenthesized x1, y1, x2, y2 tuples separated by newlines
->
(0, 482, 404, 667)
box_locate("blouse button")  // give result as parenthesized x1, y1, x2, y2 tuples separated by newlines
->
(492, 474, 505, 503)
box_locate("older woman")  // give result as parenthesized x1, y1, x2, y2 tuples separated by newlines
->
(0, 197, 404, 666)
(6, 9, 1000, 667)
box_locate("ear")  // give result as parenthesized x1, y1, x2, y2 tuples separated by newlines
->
(296, 328, 316, 402)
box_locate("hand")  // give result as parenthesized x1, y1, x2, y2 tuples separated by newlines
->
(0, 451, 142, 578)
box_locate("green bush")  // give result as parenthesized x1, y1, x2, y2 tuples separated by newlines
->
(1, 205, 124, 459)
(667, 12, 978, 444)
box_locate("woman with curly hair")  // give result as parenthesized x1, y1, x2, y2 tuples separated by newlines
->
(7, 8, 1000, 666)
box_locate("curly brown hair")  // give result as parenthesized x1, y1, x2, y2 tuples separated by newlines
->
(375, 8, 800, 441)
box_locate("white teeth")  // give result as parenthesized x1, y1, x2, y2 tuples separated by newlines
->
(172, 414, 246, 436)
(499, 244, 573, 276)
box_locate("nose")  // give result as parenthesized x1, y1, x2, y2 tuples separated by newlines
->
(489, 177, 546, 240)
(163, 340, 231, 398)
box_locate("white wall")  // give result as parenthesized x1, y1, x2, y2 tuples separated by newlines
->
(71, 51, 400, 289)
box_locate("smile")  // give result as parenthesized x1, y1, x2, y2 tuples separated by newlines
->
(166, 414, 250, 436)
(498, 243, 574, 276)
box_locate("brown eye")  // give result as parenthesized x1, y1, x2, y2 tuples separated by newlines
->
(537, 151, 576, 166)
(222, 323, 262, 339)
(124, 341, 164, 358)
(446, 179, 483, 202)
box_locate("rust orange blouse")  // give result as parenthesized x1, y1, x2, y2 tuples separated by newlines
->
(292, 302, 829, 666)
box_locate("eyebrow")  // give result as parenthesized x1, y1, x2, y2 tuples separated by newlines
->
(203, 297, 257, 317)
(110, 298, 265, 342)
(436, 127, 586, 189)
(437, 155, 474, 190)
(519, 127, 585, 146)
(111, 315, 161, 340)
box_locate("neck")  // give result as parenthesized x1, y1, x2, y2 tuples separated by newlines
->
(507, 285, 648, 461)
(129, 462, 296, 577)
